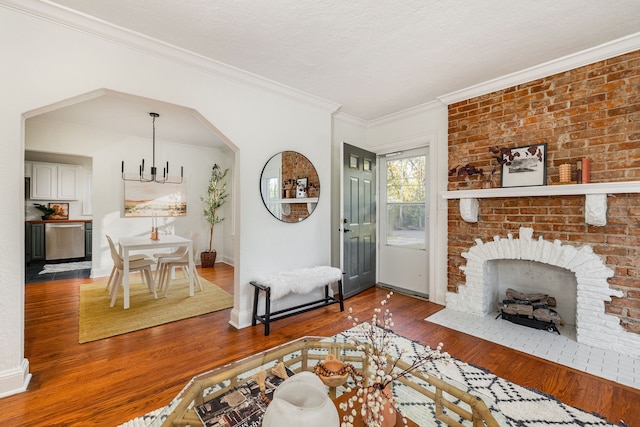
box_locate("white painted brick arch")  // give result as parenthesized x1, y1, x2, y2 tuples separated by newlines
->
(446, 227, 640, 357)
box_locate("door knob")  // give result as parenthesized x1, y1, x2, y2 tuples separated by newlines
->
(343, 228, 351, 233)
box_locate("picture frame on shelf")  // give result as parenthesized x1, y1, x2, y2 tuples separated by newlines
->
(500, 143, 547, 188)
(48, 202, 69, 220)
(296, 177, 308, 198)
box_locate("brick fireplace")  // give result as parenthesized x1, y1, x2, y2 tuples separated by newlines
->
(446, 227, 640, 357)
(446, 49, 640, 353)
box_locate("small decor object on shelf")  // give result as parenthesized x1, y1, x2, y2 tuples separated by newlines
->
(282, 178, 297, 198)
(201, 164, 229, 267)
(576, 160, 583, 184)
(296, 177, 308, 198)
(449, 162, 496, 189)
(581, 158, 591, 183)
(33, 203, 57, 220)
(341, 292, 449, 427)
(559, 163, 572, 183)
(499, 143, 547, 188)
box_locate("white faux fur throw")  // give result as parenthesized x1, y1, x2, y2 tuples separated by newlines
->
(255, 266, 343, 300)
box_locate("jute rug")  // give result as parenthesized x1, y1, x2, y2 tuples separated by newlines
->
(79, 276, 233, 343)
(120, 327, 622, 427)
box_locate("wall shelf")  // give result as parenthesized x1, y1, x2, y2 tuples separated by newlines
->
(440, 181, 640, 225)
(440, 181, 640, 200)
(269, 197, 319, 204)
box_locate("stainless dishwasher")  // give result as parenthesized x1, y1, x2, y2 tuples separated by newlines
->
(45, 222, 85, 260)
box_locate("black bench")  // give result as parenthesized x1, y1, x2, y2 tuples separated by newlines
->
(250, 266, 344, 336)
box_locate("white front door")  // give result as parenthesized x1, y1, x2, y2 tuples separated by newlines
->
(378, 147, 428, 297)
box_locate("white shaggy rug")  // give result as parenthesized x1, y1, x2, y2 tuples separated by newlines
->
(38, 261, 92, 274)
(253, 266, 343, 300)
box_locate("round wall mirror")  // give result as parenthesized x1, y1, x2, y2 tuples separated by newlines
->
(260, 151, 320, 222)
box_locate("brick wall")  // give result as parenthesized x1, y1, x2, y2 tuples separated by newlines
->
(281, 151, 320, 222)
(447, 50, 640, 334)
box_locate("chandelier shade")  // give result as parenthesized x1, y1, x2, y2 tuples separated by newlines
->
(121, 112, 184, 184)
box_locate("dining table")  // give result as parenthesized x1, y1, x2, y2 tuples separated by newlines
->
(118, 234, 194, 309)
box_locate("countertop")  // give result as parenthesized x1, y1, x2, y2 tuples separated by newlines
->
(26, 219, 93, 224)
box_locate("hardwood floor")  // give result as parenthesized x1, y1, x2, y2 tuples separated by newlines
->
(2, 263, 638, 426)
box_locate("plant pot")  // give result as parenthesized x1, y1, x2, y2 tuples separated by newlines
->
(200, 250, 217, 268)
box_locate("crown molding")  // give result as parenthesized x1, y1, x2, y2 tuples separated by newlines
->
(332, 111, 368, 127)
(334, 100, 445, 128)
(368, 100, 445, 127)
(369, 131, 436, 155)
(1, 0, 341, 114)
(438, 32, 640, 105)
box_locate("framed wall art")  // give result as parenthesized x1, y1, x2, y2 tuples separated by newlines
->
(500, 143, 547, 188)
(48, 202, 69, 220)
(123, 178, 187, 217)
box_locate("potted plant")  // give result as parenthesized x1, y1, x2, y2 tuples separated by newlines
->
(200, 164, 229, 267)
(33, 203, 56, 220)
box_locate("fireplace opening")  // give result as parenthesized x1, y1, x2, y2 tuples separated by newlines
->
(486, 259, 577, 328)
(498, 287, 562, 333)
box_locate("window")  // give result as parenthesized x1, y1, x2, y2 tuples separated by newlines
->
(385, 155, 426, 249)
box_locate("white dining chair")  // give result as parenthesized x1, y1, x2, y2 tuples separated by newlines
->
(156, 232, 203, 297)
(106, 235, 157, 307)
(153, 243, 188, 282)
(106, 248, 147, 293)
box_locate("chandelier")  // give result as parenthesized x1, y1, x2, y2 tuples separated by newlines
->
(121, 112, 184, 184)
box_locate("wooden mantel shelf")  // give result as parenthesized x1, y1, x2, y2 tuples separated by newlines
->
(440, 180, 640, 225)
(440, 181, 640, 200)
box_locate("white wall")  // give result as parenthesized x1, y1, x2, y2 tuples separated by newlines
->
(0, 3, 337, 398)
(330, 114, 368, 268)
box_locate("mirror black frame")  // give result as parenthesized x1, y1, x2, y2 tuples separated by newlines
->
(259, 151, 320, 223)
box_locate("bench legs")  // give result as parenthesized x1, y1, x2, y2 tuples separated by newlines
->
(251, 279, 344, 336)
(251, 283, 272, 335)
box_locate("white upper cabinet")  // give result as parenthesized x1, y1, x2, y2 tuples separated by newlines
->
(57, 164, 79, 200)
(29, 162, 79, 200)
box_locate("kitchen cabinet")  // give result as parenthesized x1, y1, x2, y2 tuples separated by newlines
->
(29, 162, 79, 200)
(58, 165, 79, 200)
(26, 223, 45, 262)
(84, 222, 92, 260)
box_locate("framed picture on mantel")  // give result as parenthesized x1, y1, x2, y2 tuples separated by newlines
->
(500, 143, 547, 188)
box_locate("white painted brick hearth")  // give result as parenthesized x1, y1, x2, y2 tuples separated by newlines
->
(446, 227, 640, 357)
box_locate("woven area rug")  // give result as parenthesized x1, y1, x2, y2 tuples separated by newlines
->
(120, 328, 622, 427)
(79, 276, 233, 343)
(39, 261, 92, 274)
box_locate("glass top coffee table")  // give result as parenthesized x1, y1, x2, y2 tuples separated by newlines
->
(149, 336, 504, 427)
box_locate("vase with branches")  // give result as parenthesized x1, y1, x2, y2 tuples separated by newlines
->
(340, 292, 449, 426)
(200, 164, 229, 267)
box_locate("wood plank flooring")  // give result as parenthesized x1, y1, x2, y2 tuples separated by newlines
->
(1, 263, 638, 426)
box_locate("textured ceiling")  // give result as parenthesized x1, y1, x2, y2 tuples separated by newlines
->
(47, 0, 640, 120)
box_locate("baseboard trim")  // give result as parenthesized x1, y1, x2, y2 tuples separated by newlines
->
(0, 358, 31, 398)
